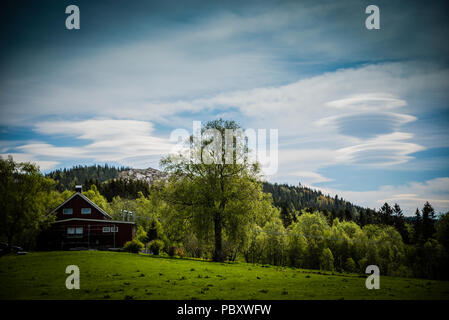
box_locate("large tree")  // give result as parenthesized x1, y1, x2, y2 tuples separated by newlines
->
(158, 119, 271, 262)
(0, 156, 54, 249)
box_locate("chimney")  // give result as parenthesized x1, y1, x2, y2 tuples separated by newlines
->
(75, 185, 82, 193)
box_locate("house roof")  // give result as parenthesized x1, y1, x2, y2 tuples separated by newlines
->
(48, 192, 113, 219)
(51, 218, 134, 224)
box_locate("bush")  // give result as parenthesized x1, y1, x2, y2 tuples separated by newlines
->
(168, 245, 176, 257)
(183, 234, 204, 258)
(319, 248, 334, 271)
(124, 239, 144, 253)
(167, 245, 185, 258)
(149, 239, 164, 255)
(358, 257, 368, 273)
(344, 257, 356, 273)
(176, 247, 185, 258)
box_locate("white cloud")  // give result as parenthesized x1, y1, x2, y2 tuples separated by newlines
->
(5, 63, 439, 184)
(291, 171, 334, 184)
(335, 132, 425, 166)
(4, 120, 175, 170)
(316, 178, 449, 215)
(325, 93, 407, 111)
(0, 152, 60, 171)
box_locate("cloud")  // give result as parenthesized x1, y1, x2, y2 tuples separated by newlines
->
(325, 93, 407, 111)
(316, 112, 416, 139)
(3, 63, 439, 183)
(317, 177, 449, 215)
(336, 132, 425, 166)
(0, 153, 60, 171)
(291, 171, 334, 184)
(3, 120, 175, 170)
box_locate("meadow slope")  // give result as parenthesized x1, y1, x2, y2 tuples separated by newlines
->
(1, 251, 448, 300)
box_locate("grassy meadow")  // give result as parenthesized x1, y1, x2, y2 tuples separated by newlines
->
(1, 251, 448, 300)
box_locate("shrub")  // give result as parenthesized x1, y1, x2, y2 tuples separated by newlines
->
(319, 248, 334, 271)
(358, 257, 368, 273)
(344, 257, 356, 273)
(176, 247, 185, 258)
(183, 233, 204, 258)
(167, 245, 184, 257)
(136, 226, 148, 243)
(168, 245, 176, 257)
(123, 239, 144, 253)
(149, 239, 164, 255)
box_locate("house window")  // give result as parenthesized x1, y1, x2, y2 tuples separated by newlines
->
(75, 227, 83, 235)
(103, 227, 111, 233)
(111, 226, 118, 233)
(67, 227, 75, 235)
(81, 208, 91, 214)
(63, 208, 73, 215)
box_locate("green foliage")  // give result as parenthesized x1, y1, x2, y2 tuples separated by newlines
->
(357, 257, 368, 273)
(158, 119, 270, 262)
(46, 164, 127, 192)
(83, 185, 111, 213)
(344, 257, 356, 273)
(0, 156, 55, 249)
(123, 239, 144, 253)
(176, 247, 185, 258)
(167, 245, 177, 257)
(183, 233, 207, 258)
(95, 178, 150, 201)
(409, 239, 449, 280)
(148, 239, 164, 255)
(422, 202, 436, 241)
(320, 248, 334, 271)
(147, 218, 163, 242)
(436, 212, 449, 252)
(136, 226, 147, 243)
(263, 182, 379, 226)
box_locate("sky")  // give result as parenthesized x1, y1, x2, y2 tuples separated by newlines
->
(1, 0, 449, 215)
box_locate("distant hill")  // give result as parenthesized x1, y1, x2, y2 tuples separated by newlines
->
(45, 164, 381, 225)
(118, 167, 168, 184)
(46, 165, 167, 201)
(263, 182, 379, 226)
(45, 164, 128, 191)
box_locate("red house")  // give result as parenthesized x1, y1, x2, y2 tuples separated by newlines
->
(40, 186, 135, 250)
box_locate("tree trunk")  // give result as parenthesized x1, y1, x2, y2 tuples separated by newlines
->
(213, 213, 224, 262)
(7, 234, 13, 253)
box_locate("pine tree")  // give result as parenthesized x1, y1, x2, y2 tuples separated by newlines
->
(422, 202, 436, 241)
(379, 202, 394, 225)
(414, 208, 422, 243)
(393, 203, 408, 243)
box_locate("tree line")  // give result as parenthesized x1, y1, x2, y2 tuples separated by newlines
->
(45, 164, 128, 192)
(47, 165, 403, 228)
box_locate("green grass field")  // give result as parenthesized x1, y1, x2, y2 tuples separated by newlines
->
(1, 251, 449, 300)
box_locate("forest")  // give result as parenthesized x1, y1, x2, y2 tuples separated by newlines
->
(1, 120, 449, 281)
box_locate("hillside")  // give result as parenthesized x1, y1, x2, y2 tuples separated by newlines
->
(1, 251, 448, 300)
(46, 164, 128, 191)
(118, 167, 168, 184)
(263, 183, 380, 226)
(45, 165, 379, 222)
